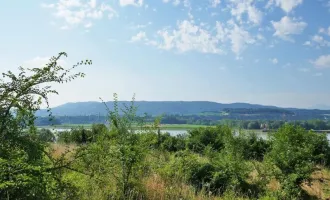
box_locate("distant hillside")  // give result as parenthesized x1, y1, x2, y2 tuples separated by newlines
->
(36, 101, 278, 116)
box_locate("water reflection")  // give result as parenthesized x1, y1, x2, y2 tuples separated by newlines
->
(41, 128, 330, 141)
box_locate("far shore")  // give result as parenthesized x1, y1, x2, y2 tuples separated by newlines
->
(36, 123, 212, 130)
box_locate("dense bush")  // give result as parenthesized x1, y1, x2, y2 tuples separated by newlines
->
(236, 133, 271, 161)
(160, 133, 186, 152)
(265, 125, 330, 198)
(37, 128, 56, 142)
(187, 126, 231, 153)
(57, 124, 107, 144)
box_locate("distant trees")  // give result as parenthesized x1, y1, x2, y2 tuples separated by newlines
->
(247, 121, 261, 129)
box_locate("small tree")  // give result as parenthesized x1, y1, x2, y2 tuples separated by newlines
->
(0, 52, 91, 199)
(265, 125, 319, 198)
(80, 94, 148, 199)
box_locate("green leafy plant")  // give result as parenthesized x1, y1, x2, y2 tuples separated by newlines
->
(0, 52, 91, 199)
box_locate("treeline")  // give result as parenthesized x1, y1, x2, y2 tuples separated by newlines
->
(35, 114, 330, 131)
(223, 108, 295, 115)
(224, 119, 330, 130)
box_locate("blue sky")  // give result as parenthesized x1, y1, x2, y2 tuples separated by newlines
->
(1, 0, 330, 108)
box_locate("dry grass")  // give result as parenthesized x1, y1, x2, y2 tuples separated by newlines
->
(267, 179, 280, 191)
(302, 168, 330, 200)
(142, 173, 225, 200)
(49, 143, 77, 159)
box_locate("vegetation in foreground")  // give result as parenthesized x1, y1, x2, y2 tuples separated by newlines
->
(1, 53, 330, 200)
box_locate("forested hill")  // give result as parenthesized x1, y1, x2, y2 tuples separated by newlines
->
(36, 101, 278, 116)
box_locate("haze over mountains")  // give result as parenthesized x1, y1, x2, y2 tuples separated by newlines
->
(36, 101, 329, 117)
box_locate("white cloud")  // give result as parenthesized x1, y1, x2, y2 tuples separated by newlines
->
(319, 26, 330, 36)
(319, 27, 326, 34)
(173, 0, 180, 6)
(303, 41, 311, 46)
(41, 3, 55, 8)
(128, 22, 152, 30)
(229, 0, 263, 25)
(271, 16, 307, 41)
(211, 12, 218, 17)
(267, 0, 303, 13)
(227, 21, 255, 56)
(84, 22, 93, 28)
(163, 0, 190, 7)
(157, 20, 224, 54)
(155, 19, 259, 57)
(211, 0, 221, 8)
(23, 56, 67, 68)
(312, 55, 330, 69)
(270, 58, 278, 64)
(130, 31, 147, 42)
(119, 0, 143, 7)
(130, 31, 157, 46)
(90, 0, 97, 8)
(311, 35, 330, 47)
(42, 0, 118, 29)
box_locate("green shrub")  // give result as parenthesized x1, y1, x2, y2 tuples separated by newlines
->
(160, 133, 186, 152)
(265, 125, 323, 198)
(37, 128, 56, 142)
(237, 133, 271, 161)
(187, 126, 231, 153)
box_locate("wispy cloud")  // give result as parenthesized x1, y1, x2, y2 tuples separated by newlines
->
(271, 16, 307, 42)
(266, 0, 303, 13)
(23, 56, 67, 68)
(119, 0, 143, 7)
(312, 55, 330, 69)
(270, 58, 278, 64)
(42, 0, 118, 29)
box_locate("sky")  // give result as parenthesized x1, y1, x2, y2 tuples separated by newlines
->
(1, 0, 330, 109)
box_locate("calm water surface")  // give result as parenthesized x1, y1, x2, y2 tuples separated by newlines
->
(43, 128, 330, 141)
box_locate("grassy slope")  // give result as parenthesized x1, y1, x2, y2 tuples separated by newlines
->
(50, 143, 330, 200)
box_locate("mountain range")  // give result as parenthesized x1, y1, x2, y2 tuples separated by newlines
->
(36, 101, 328, 117)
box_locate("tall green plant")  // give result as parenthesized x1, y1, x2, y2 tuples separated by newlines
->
(84, 94, 148, 199)
(0, 52, 91, 199)
(265, 125, 319, 198)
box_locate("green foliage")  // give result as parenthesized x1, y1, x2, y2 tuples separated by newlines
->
(159, 133, 186, 152)
(187, 126, 231, 153)
(265, 124, 330, 198)
(77, 94, 149, 199)
(37, 128, 56, 142)
(57, 124, 107, 144)
(0, 52, 91, 199)
(247, 121, 261, 129)
(236, 133, 271, 161)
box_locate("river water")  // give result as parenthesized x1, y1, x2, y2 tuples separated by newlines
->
(43, 128, 330, 141)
